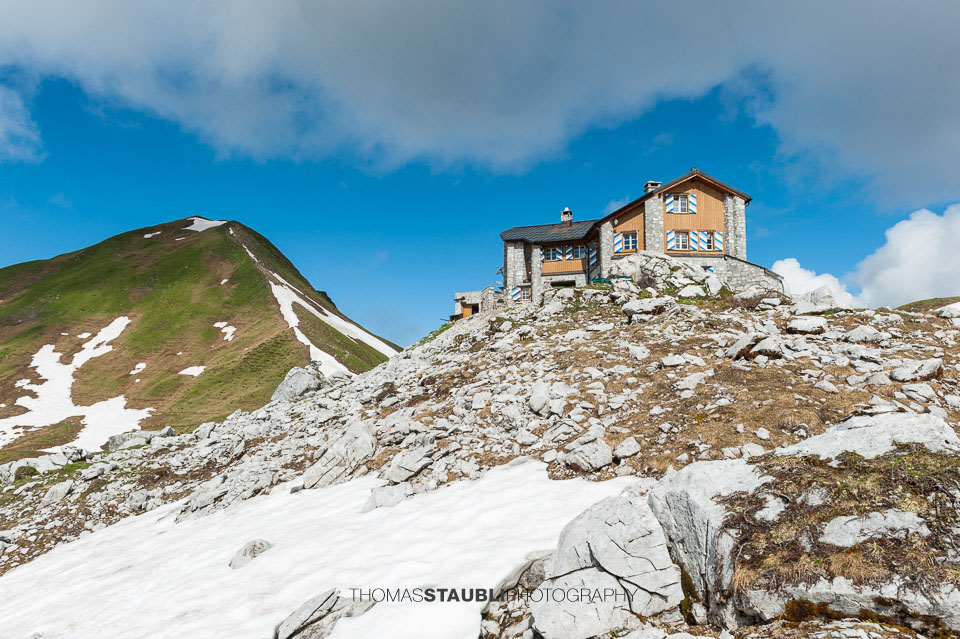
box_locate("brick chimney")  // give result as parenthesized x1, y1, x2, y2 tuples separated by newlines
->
(561, 207, 573, 224)
(644, 180, 662, 194)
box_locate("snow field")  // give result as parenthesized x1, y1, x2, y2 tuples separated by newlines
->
(0, 460, 630, 639)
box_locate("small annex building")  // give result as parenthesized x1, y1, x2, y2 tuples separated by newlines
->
(498, 168, 784, 305)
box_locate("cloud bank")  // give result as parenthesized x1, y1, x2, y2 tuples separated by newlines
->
(775, 204, 960, 309)
(0, 85, 42, 162)
(771, 258, 855, 308)
(0, 1, 958, 201)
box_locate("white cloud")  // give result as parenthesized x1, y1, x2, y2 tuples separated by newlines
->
(852, 204, 960, 308)
(602, 197, 631, 215)
(774, 204, 960, 309)
(0, 1, 958, 200)
(0, 84, 43, 162)
(771, 258, 855, 308)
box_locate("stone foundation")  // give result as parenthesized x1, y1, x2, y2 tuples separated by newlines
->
(612, 252, 787, 295)
(541, 272, 589, 288)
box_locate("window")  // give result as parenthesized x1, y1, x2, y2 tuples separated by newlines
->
(623, 232, 638, 251)
(701, 232, 715, 251)
(676, 231, 690, 250)
(675, 194, 688, 213)
(571, 245, 587, 259)
(543, 247, 563, 261)
(521, 288, 531, 300)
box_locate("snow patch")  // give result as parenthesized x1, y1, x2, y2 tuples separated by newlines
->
(213, 322, 236, 341)
(129, 362, 146, 376)
(0, 460, 630, 639)
(0, 317, 154, 451)
(77, 332, 91, 339)
(178, 366, 206, 377)
(220, 278, 229, 285)
(270, 272, 398, 358)
(241, 243, 259, 263)
(269, 281, 349, 377)
(143, 231, 161, 239)
(183, 217, 228, 232)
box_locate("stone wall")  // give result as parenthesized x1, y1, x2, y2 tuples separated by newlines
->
(722, 194, 747, 260)
(599, 221, 614, 278)
(531, 245, 544, 304)
(643, 196, 665, 254)
(612, 252, 786, 295)
(503, 242, 527, 304)
(541, 272, 589, 288)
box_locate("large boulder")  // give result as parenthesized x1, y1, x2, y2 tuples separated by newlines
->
(530, 494, 684, 639)
(229, 538, 274, 569)
(647, 413, 960, 633)
(274, 589, 374, 639)
(302, 422, 377, 489)
(938, 301, 960, 318)
(647, 460, 768, 627)
(272, 366, 323, 403)
(793, 284, 853, 313)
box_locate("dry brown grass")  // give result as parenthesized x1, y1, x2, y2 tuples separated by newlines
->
(722, 445, 960, 596)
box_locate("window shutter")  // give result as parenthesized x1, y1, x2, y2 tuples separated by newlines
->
(689, 194, 698, 214)
(588, 246, 597, 267)
(613, 233, 623, 253)
(698, 231, 707, 250)
(511, 287, 522, 301)
(666, 230, 675, 250)
(690, 231, 699, 251)
(715, 231, 724, 252)
(540, 248, 545, 262)
(564, 245, 572, 260)
(665, 194, 674, 213)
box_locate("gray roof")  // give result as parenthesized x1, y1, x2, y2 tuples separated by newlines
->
(499, 219, 599, 244)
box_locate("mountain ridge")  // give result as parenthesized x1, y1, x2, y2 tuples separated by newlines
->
(0, 216, 398, 461)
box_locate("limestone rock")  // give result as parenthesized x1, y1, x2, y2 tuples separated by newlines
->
(564, 439, 613, 472)
(776, 413, 960, 461)
(820, 509, 930, 547)
(302, 423, 376, 489)
(786, 316, 827, 335)
(528, 382, 550, 415)
(274, 589, 374, 639)
(41, 480, 74, 505)
(362, 482, 413, 512)
(531, 495, 683, 639)
(229, 538, 273, 569)
(614, 437, 641, 459)
(272, 366, 323, 403)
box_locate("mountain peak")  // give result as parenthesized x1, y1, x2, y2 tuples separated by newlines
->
(0, 218, 397, 461)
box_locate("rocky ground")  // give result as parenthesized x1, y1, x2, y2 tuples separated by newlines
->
(1, 253, 958, 638)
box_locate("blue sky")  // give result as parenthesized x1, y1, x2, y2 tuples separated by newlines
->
(2, 3, 960, 344)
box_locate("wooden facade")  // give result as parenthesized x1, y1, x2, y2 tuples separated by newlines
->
(663, 178, 725, 254)
(543, 257, 586, 274)
(611, 204, 645, 253)
(541, 241, 588, 274)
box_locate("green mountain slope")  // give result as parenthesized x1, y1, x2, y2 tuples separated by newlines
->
(0, 217, 398, 461)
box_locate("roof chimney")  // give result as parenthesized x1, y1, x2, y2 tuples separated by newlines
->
(561, 207, 573, 224)
(644, 180, 662, 194)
